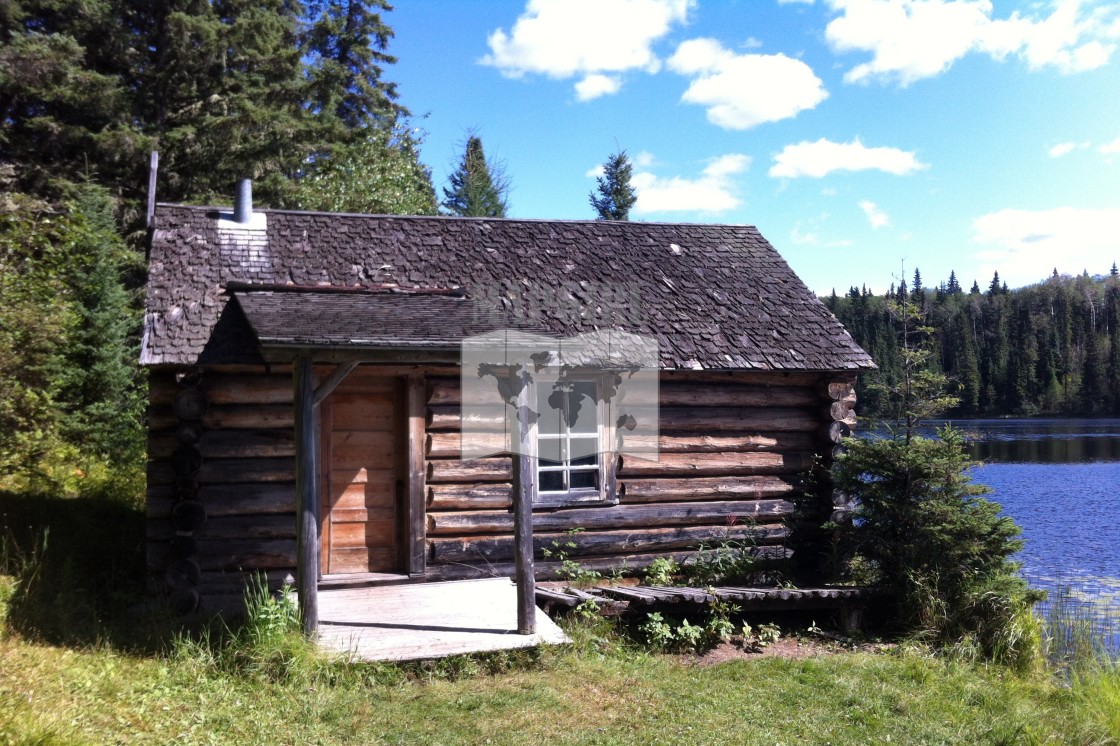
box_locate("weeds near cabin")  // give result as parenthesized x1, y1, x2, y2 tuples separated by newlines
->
(680, 536, 760, 587)
(542, 528, 602, 588)
(642, 557, 680, 586)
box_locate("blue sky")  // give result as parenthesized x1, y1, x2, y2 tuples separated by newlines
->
(387, 0, 1120, 295)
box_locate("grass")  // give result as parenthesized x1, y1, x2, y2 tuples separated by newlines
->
(1, 490, 1119, 745)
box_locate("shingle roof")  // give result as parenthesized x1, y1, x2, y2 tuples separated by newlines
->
(141, 204, 874, 371)
(232, 288, 545, 349)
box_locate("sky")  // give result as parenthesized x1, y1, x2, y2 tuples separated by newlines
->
(387, 0, 1120, 295)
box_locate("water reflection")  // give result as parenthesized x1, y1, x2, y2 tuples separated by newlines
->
(928, 418, 1120, 463)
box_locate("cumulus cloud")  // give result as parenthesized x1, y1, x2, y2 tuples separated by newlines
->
(825, 0, 1120, 86)
(631, 154, 751, 213)
(574, 73, 622, 100)
(972, 206, 1120, 286)
(1100, 137, 1120, 154)
(667, 38, 828, 129)
(482, 0, 693, 98)
(769, 138, 928, 178)
(859, 200, 891, 228)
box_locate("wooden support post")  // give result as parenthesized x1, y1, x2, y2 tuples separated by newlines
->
(511, 379, 536, 635)
(407, 374, 427, 577)
(294, 354, 320, 636)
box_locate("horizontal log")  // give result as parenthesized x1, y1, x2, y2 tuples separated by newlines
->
(423, 545, 792, 581)
(147, 457, 295, 486)
(428, 379, 818, 408)
(659, 383, 817, 408)
(148, 429, 296, 460)
(427, 499, 795, 536)
(148, 483, 296, 518)
(148, 515, 295, 541)
(660, 370, 822, 387)
(429, 405, 819, 433)
(149, 404, 294, 431)
(427, 431, 822, 459)
(619, 475, 799, 503)
(619, 451, 814, 477)
(427, 483, 512, 510)
(426, 457, 512, 483)
(151, 375, 294, 407)
(426, 405, 506, 432)
(657, 407, 818, 433)
(148, 539, 296, 572)
(428, 378, 460, 406)
(427, 432, 502, 459)
(429, 523, 789, 564)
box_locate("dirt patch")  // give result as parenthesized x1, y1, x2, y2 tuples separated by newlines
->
(681, 634, 890, 666)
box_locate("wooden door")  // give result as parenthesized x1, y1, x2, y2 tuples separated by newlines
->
(319, 373, 402, 575)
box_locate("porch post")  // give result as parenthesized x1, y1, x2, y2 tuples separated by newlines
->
(294, 353, 320, 635)
(511, 380, 536, 634)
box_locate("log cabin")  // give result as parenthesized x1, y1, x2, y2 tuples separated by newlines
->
(142, 183, 874, 627)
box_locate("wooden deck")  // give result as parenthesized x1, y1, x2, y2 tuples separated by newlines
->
(316, 578, 569, 661)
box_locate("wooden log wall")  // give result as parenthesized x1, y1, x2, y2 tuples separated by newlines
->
(146, 364, 860, 604)
(147, 365, 299, 614)
(422, 371, 847, 581)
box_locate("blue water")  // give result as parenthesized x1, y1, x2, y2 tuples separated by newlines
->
(959, 420, 1120, 653)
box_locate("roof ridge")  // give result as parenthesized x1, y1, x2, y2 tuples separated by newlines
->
(153, 202, 760, 230)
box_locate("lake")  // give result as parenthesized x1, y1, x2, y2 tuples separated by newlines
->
(935, 418, 1120, 652)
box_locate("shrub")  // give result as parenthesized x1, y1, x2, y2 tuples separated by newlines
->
(831, 426, 1042, 664)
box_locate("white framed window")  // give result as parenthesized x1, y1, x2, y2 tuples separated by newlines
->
(533, 376, 616, 507)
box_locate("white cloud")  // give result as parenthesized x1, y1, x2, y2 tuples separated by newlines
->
(1049, 142, 1077, 157)
(631, 154, 751, 213)
(972, 206, 1120, 286)
(859, 199, 891, 228)
(769, 138, 928, 178)
(825, 0, 1120, 86)
(1100, 137, 1120, 154)
(585, 164, 606, 178)
(482, 0, 693, 98)
(633, 150, 656, 167)
(574, 73, 622, 100)
(667, 38, 828, 129)
(1048, 140, 1091, 157)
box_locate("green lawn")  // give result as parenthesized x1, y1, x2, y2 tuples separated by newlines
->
(1, 615, 1114, 746)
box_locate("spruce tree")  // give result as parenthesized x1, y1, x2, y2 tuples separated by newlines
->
(589, 150, 638, 220)
(441, 135, 509, 217)
(302, 0, 402, 131)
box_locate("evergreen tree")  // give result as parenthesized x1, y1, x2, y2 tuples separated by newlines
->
(988, 271, 1002, 296)
(1107, 282, 1120, 414)
(947, 270, 961, 294)
(589, 150, 638, 221)
(441, 135, 509, 217)
(302, 0, 402, 130)
(54, 185, 144, 459)
(970, 280, 981, 294)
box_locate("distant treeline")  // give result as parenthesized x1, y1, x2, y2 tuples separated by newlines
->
(824, 267, 1120, 418)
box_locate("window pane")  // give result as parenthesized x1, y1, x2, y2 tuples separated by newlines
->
(539, 470, 566, 492)
(536, 383, 564, 438)
(570, 470, 597, 489)
(570, 452, 597, 467)
(568, 382, 598, 434)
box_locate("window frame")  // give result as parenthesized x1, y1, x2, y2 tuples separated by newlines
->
(530, 373, 618, 508)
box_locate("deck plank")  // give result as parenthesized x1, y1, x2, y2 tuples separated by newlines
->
(316, 578, 569, 661)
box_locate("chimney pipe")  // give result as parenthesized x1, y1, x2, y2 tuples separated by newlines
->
(234, 179, 253, 224)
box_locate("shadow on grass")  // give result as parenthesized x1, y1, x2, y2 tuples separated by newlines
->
(0, 489, 167, 652)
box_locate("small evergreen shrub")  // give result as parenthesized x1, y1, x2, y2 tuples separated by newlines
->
(831, 426, 1042, 666)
